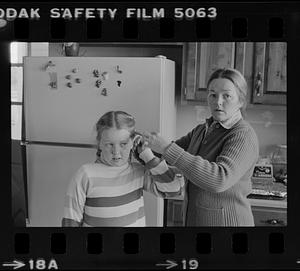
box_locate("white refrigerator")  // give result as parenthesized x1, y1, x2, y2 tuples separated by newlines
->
(23, 56, 176, 227)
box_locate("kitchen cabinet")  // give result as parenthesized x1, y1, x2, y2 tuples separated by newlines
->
(166, 199, 184, 227)
(251, 205, 287, 226)
(182, 42, 286, 106)
(183, 42, 235, 102)
(252, 42, 286, 105)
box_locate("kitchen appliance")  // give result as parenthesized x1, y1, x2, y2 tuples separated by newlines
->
(22, 56, 176, 227)
(271, 144, 287, 184)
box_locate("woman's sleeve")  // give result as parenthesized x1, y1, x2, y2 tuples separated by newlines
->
(174, 127, 196, 151)
(164, 127, 259, 193)
(141, 153, 185, 198)
(61, 167, 88, 227)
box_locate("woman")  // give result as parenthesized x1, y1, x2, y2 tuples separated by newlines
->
(143, 68, 259, 226)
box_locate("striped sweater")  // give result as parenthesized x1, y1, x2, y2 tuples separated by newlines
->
(62, 157, 183, 227)
(164, 116, 259, 226)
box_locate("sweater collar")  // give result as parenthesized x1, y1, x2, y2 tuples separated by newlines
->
(206, 110, 242, 129)
(96, 156, 130, 170)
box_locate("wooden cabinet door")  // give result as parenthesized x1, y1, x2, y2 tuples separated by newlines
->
(252, 42, 287, 105)
(166, 199, 184, 226)
(197, 42, 235, 89)
(183, 42, 235, 101)
(251, 205, 287, 226)
(183, 42, 198, 100)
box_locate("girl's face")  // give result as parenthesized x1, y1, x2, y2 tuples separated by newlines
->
(99, 128, 134, 167)
(207, 78, 243, 122)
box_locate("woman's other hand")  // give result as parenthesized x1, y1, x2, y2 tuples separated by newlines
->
(142, 131, 171, 154)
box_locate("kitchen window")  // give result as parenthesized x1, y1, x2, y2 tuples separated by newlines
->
(11, 43, 49, 140)
(11, 42, 28, 140)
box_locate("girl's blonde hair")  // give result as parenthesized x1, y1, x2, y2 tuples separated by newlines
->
(95, 111, 136, 158)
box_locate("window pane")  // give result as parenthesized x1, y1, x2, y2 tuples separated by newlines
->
(11, 67, 23, 102)
(11, 105, 22, 140)
(30, 42, 49, 56)
(10, 42, 28, 64)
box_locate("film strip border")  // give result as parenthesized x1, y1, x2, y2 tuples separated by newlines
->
(10, 16, 287, 41)
(10, 229, 293, 269)
(0, 3, 299, 41)
(14, 231, 285, 255)
(1, 1, 300, 269)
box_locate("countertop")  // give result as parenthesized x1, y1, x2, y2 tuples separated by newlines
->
(166, 196, 287, 209)
(249, 177, 287, 208)
(165, 177, 287, 209)
(166, 180, 287, 209)
(249, 198, 287, 209)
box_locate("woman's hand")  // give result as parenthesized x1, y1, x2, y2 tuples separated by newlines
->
(142, 131, 171, 154)
(133, 135, 147, 154)
(132, 135, 148, 165)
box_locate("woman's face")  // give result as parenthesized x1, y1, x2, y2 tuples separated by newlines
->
(207, 78, 243, 122)
(99, 128, 133, 167)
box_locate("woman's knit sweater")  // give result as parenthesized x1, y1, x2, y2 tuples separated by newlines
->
(164, 117, 259, 226)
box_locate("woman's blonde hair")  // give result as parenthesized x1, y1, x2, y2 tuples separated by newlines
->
(207, 68, 248, 113)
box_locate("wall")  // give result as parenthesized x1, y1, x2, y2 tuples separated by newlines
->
(49, 43, 287, 158)
(176, 104, 287, 157)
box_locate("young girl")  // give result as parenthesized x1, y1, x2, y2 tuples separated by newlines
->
(62, 111, 184, 227)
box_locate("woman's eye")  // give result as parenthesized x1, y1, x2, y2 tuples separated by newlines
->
(209, 93, 216, 98)
(224, 94, 231, 99)
(120, 143, 127, 147)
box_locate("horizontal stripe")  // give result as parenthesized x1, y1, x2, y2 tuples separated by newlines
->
(155, 181, 181, 193)
(82, 217, 146, 227)
(126, 217, 146, 227)
(82, 222, 92, 227)
(63, 206, 83, 221)
(82, 163, 132, 178)
(89, 165, 144, 188)
(83, 162, 144, 179)
(150, 170, 175, 184)
(84, 198, 144, 218)
(88, 178, 143, 197)
(64, 195, 83, 210)
(86, 188, 143, 207)
(162, 191, 182, 197)
(150, 161, 169, 175)
(83, 207, 145, 227)
(62, 218, 81, 227)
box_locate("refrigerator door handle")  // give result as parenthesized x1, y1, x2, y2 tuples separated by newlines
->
(20, 140, 97, 149)
(20, 140, 29, 146)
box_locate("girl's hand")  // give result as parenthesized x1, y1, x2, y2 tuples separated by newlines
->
(142, 131, 171, 154)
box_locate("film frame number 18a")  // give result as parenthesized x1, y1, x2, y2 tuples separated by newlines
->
(1, 1, 299, 270)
